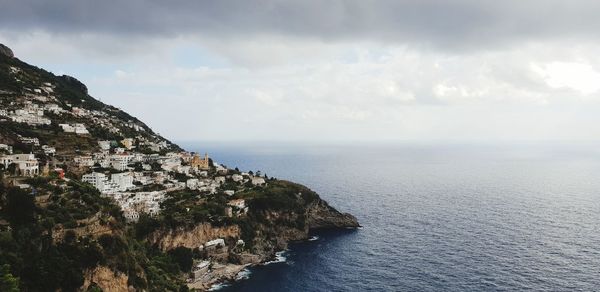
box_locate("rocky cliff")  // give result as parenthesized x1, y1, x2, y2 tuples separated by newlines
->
(307, 199, 360, 229)
(149, 223, 241, 250)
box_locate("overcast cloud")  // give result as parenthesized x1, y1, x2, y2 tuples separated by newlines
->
(2, 1, 600, 142)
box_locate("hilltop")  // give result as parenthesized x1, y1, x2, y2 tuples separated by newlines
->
(0, 44, 358, 292)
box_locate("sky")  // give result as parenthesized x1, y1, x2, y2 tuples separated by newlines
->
(2, 0, 600, 143)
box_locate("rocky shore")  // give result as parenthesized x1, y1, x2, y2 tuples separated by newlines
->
(177, 195, 360, 290)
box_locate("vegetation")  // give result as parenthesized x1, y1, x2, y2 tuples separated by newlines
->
(239, 180, 319, 212)
(0, 46, 334, 291)
(0, 177, 189, 291)
(0, 264, 20, 292)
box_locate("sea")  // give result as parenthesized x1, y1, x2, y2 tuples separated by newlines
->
(180, 141, 600, 291)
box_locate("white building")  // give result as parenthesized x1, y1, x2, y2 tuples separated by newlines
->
(41, 145, 56, 155)
(204, 238, 225, 249)
(123, 209, 140, 222)
(74, 155, 94, 167)
(251, 177, 266, 186)
(231, 174, 243, 182)
(82, 172, 108, 191)
(9, 105, 51, 126)
(0, 154, 39, 176)
(44, 103, 63, 114)
(20, 137, 40, 146)
(59, 123, 89, 135)
(110, 154, 133, 171)
(111, 172, 134, 191)
(228, 199, 246, 209)
(133, 172, 152, 185)
(98, 140, 112, 150)
(59, 124, 74, 132)
(186, 178, 200, 189)
(74, 123, 89, 134)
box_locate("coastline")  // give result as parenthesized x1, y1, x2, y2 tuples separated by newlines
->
(188, 249, 289, 290)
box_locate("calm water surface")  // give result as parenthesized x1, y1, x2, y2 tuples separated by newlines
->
(180, 142, 600, 291)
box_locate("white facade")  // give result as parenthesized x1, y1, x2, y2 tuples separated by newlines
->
(111, 172, 134, 192)
(186, 178, 200, 189)
(205, 238, 225, 249)
(41, 145, 56, 155)
(82, 172, 107, 191)
(98, 140, 111, 150)
(59, 123, 89, 135)
(20, 137, 40, 146)
(0, 154, 39, 176)
(110, 154, 133, 171)
(9, 105, 51, 125)
(228, 199, 246, 209)
(123, 209, 140, 222)
(251, 177, 266, 186)
(74, 155, 94, 167)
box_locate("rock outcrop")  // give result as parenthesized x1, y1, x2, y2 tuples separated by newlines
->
(0, 43, 14, 58)
(149, 223, 241, 250)
(307, 199, 360, 230)
(82, 266, 130, 292)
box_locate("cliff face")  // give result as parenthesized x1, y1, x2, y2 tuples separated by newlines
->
(144, 195, 359, 265)
(307, 199, 360, 230)
(149, 223, 241, 250)
(83, 266, 130, 292)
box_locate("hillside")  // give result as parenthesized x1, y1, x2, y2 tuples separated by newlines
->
(0, 44, 358, 291)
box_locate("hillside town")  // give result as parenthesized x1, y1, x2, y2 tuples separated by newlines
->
(0, 79, 267, 225)
(0, 42, 360, 292)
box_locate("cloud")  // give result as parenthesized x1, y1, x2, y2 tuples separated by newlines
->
(71, 42, 600, 142)
(533, 62, 600, 95)
(3, 1, 600, 142)
(2, 0, 600, 52)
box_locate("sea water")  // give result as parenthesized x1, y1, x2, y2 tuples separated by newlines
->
(181, 142, 600, 291)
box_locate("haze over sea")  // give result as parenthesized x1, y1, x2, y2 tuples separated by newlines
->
(182, 142, 600, 291)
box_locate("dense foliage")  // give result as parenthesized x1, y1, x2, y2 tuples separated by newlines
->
(0, 177, 190, 291)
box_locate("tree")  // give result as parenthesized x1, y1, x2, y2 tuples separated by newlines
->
(135, 214, 160, 239)
(0, 264, 20, 292)
(6, 163, 16, 176)
(4, 188, 36, 225)
(168, 247, 193, 272)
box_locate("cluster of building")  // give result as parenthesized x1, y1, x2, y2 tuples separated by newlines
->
(73, 138, 270, 222)
(1, 101, 51, 125)
(82, 172, 134, 193)
(115, 191, 165, 222)
(59, 123, 89, 135)
(0, 79, 156, 143)
(0, 80, 269, 224)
